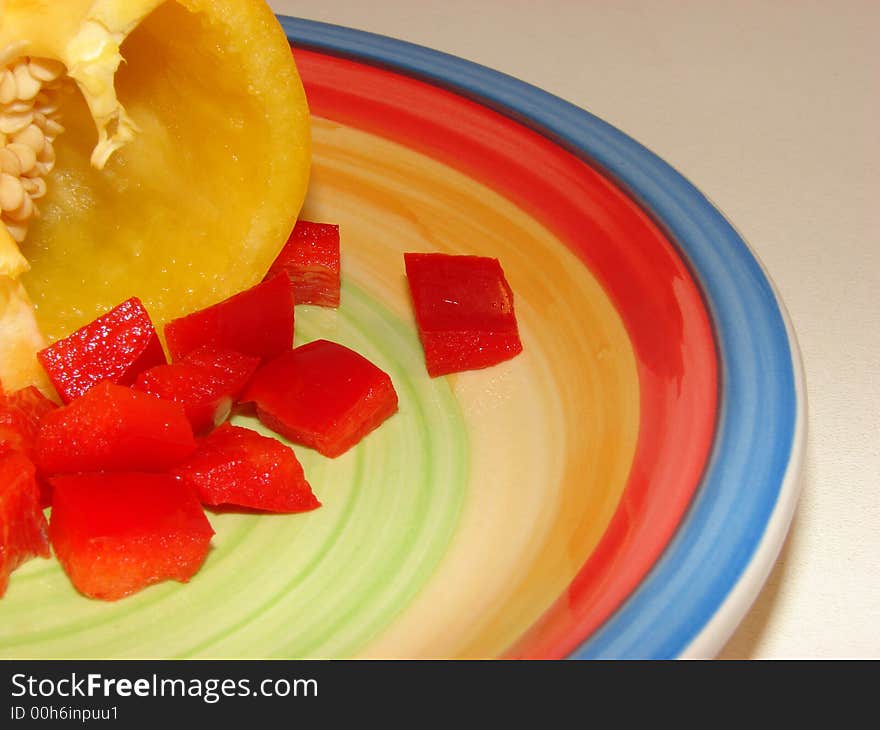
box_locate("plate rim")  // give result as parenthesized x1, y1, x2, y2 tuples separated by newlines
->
(679, 214, 807, 658)
(278, 14, 808, 659)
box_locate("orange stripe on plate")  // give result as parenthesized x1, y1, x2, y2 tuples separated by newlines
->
(295, 49, 718, 658)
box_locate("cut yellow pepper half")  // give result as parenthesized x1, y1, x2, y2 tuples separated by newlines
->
(0, 0, 310, 392)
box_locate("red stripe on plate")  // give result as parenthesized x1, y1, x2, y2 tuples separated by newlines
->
(293, 48, 718, 658)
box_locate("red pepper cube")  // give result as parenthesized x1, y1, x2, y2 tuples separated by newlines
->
(164, 273, 294, 362)
(267, 220, 341, 307)
(0, 386, 58, 458)
(0, 451, 50, 598)
(242, 339, 398, 458)
(37, 297, 166, 404)
(36, 381, 195, 476)
(404, 253, 523, 377)
(49, 472, 214, 601)
(134, 347, 260, 435)
(0, 387, 59, 508)
(172, 423, 321, 513)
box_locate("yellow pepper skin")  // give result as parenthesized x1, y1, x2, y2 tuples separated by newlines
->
(0, 1, 310, 392)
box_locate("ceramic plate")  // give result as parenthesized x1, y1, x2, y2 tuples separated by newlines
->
(0, 17, 806, 660)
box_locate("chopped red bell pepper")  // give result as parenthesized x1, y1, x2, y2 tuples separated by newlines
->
(1, 387, 59, 508)
(49, 472, 214, 601)
(134, 346, 260, 435)
(37, 297, 166, 404)
(0, 449, 50, 598)
(404, 253, 523, 377)
(172, 423, 321, 513)
(164, 273, 294, 362)
(241, 339, 398, 458)
(36, 381, 196, 476)
(0, 385, 58, 458)
(266, 220, 341, 307)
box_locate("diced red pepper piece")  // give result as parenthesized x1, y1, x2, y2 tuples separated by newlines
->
(404, 253, 523, 377)
(49, 472, 214, 601)
(0, 387, 59, 508)
(0, 450, 50, 598)
(164, 273, 294, 362)
(36, 381, 195, 476)
(134, 346, 260, 435)
(0, 386, 58, 458)
(241, 339, 398, 458)
(172, 423, 321, 513)
(37, 297, 166, 404)
(266, 220, 341, 307)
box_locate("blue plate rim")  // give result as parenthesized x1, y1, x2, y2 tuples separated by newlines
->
(278, 15, 807, 659)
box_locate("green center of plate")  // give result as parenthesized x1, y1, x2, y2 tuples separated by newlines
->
(0, 282, 468, 659)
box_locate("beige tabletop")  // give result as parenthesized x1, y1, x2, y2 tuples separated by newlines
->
(269, 0, 879, 659)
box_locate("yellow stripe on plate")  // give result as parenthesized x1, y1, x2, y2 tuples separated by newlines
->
(302, 118, 640, 658)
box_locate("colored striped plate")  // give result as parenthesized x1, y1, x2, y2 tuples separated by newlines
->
(0, 17, 805, 660)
